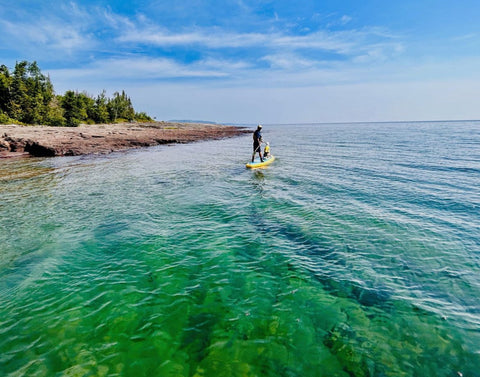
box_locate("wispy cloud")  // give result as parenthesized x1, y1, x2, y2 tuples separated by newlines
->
(116, 22, 402, 59)
(450, 33, 477, 41)
(38, 10, 408, 92)
(115, 22, 271, 49)
(340, 15, 352, 25)
(0, 2, 101, 60)
(1, 20, 92, 52)
(260, 54, 318, 70)
(48, 56, 246, 88)
(0, 1, 404, 77)
(0, 4, 430, 98)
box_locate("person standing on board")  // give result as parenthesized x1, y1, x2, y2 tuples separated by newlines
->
(252, 124, 263, 162)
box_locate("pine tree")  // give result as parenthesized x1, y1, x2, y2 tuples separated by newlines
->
(10, 61, 28, 121)
(45, 95, 65, 127)
(62, 91, 82, 127)
(93, 91, 109, 123)
(108, 91, 135, 122)
(0, 61, 152, 126)
(0, 65, 11, 115)
(25, 61, 54, 124)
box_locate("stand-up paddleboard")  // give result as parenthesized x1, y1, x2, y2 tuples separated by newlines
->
(246, 155, 275, 169)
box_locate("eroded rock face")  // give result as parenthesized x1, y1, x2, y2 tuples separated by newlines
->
(0, 123, 250, 158)
(24, 141, 57, 157)
(0, 139, 10, 151)
(2, 136, 27, 152)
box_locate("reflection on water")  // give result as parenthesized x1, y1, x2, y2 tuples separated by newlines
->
(250, 170, 266, 194)
(0, 158, 54, 183)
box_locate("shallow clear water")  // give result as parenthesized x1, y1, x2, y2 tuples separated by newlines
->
(0, 121, 479, 376)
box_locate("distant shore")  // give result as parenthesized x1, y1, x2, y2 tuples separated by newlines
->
(0, 122, 250, 158)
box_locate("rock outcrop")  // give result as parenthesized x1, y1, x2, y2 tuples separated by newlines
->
(0, 122, 250, 158)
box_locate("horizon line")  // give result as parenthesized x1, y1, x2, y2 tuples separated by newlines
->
(226, 119, 480, 127)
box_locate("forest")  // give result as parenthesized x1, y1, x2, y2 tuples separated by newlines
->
(0, 61, 153, 127)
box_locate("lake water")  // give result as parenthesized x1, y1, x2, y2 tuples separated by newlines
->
(0, 121, 479, 376)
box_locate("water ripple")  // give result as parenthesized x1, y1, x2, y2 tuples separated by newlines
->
(1, 122, 479, 376)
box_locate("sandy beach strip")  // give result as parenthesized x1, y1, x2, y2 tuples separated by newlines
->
(0, 122, 250, 158)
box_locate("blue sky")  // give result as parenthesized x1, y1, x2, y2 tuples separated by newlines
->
(1, 0, 479, 123)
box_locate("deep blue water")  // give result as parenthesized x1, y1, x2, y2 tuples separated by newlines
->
(0, 121, 479, 376)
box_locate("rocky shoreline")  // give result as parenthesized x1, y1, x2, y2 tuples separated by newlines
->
(0, 122, 250, 158)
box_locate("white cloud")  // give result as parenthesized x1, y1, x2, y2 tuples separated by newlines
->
(340, 15, 352, 25)
(260, 54, 318, 70)
(352, 42, 404, 63)
(47, 46, 480, 101)
(0, 2, 101, 57)
(0, 18, 93, 53)
(0, 2, 404, 74)
(48, 56, 247, 92)
(450, 33, 477, 41)
(115, 17, 403, 60)
(123, 27, 399, 57)
(117, 27, 271, 48)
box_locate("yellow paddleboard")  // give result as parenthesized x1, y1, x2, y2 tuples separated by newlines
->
(245, 155, 275, 169)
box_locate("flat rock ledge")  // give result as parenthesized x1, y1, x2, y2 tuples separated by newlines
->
(0, 122, 250, 158)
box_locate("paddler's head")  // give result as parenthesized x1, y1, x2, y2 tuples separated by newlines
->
(257, 124, 262, 130)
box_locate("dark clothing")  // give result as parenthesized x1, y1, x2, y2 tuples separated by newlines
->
(252, 127, 264, 162)
(253, 129, 262, 151)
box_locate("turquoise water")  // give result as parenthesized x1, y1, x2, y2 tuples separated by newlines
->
(0, 121, 479, 376)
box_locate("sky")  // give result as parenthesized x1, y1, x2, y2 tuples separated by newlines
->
(1, 0, 479, 124)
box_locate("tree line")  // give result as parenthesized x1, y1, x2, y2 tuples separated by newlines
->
(0, 61, 153, 127)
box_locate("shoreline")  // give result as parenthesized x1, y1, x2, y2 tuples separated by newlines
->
(0, 122, 250, 158)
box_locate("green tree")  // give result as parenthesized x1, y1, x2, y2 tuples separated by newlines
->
(92, 91, 110, 123)
(0, 110, 14, 124)
(62, 90, 83, 127)
(135, 111, 154, 122)
(45, 95, 65, 127)
(0, 60, 154, 126)
(0, 65, 11, 115)
(108, 90, 135, 122)
(3, 61, 55, 124)
(9, 61, 28, 121)
(25, 61, 54, 124)
(76, 92, 94, 123)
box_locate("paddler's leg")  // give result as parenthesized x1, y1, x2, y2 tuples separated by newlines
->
(252, 143, 259, 162)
